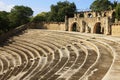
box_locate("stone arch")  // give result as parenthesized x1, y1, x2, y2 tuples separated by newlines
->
(88, 13, 93, 18)
(103, 12, 107, 17)
(93, 22, 102, 34)
(79, 13, 84, 18)
(70, 22, 80, 32)
(97, 12, 102, 17)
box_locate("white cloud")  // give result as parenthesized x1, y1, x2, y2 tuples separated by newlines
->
(0, 1, 14, 12)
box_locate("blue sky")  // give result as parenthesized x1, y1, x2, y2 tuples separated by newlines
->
(0, 0, 119, 16)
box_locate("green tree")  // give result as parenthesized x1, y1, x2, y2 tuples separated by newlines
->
(48, 1, 76, 22)
(32, 12, 49, 22)
(0, 11, 10, 33)
(8, 5, 33, 28)
(90, 0, 113, 11)
(115, 3, 120, 20)
(112, 1, 118, 9)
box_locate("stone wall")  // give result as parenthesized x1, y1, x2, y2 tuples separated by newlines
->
(66, 10, 115, 35)
(68, 16, 110, 35)
(28, 22, 66, 31)
(111, 23, 120, 36)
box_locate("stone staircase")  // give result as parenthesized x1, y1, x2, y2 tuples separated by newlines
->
(0, 29, 119, 80)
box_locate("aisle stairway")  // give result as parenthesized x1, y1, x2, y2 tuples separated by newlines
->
(0, 29, 119, 80)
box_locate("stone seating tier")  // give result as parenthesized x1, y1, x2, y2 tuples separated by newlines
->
(0, 29, 119, 80)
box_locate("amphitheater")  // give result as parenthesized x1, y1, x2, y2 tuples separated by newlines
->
(0, 27, 120, 80)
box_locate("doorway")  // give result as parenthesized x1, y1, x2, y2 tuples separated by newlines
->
(93, 22, 102, 34)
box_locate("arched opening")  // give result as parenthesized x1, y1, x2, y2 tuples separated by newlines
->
(72, 23, 77, 31)
(93, 22, 102, 34)
(79, 13, 84, 18)
(88, 13, 93, 18)
(71, 22, 80, 32)
(104, 12, 107, 17)
(97, 12, 102, 17)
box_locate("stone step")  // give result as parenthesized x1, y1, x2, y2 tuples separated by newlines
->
(94, 38, 120, 80)
(82, 40, 113, 80)
(63, 33, 114, 80)
(0, 59, 3, 73)
(29, 49, 61, 80)
(2, 44, 35, 79)
(3, 46, 28, 77)
(19, 58, 41, 80)
(4, 46, 27, 64)
(29, 47, 60, 80)
(21, 43, 55, 79)
(0, 29, 119, 79)
(15, 39, 55, 55)
(9, 44, 34, 60)
(0, 51, 15, 73)
(0, 55, 9, 72)
(47, 45, 77, 80)
(0, 48, 21, 66)
(40, 48, 68, 80)
(14, 41, 41, 58)
(27, 56, 48, 80)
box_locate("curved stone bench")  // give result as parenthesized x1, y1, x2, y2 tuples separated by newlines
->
(4, 43, 37, 79)
(71, 35, 112, 80)
(9, 42, 44, 80)
(0, 59, 3, 73)
(11, 37, 57, 80)
(0, 50, 15, 73)
(28, 45, 60, 80)
(2, 46, 28, 78)
(22, 42, 57, 80)
(0, 48, 21, 66)
(69, 33, 113, 80)
(0, 50, 17, 80)
(0, 54, 10, 79)
(0, 29, 119, 80)
(30, 49, 61, 80)
(92, 38, 119, 80)
(14, 40, 55, 80)
(48, 45, 78, 80)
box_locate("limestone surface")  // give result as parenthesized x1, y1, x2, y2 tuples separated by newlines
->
(0, 29, 120, 80)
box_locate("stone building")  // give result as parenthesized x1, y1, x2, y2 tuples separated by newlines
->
(65, 10, 115, 35)
(27, 10, 120, 36)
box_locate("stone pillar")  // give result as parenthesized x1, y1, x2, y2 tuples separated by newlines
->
(74, 13, 77, 18)
(65, 15, 68, 31)
(77, 14, 80, 18)
(105, 17, 110, 35)
(92, 12, 96, 17)
(97, 17, 101, 22)
(84, 12, 88, 18)
(80, 21, 84, 33)
(85, 25, 89, 33)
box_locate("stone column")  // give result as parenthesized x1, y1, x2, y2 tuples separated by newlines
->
(105, 17, 110, 35)
(85, 25, 89, 33)
(65, 15, 68, 31)
(80, 21, 84, 33)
